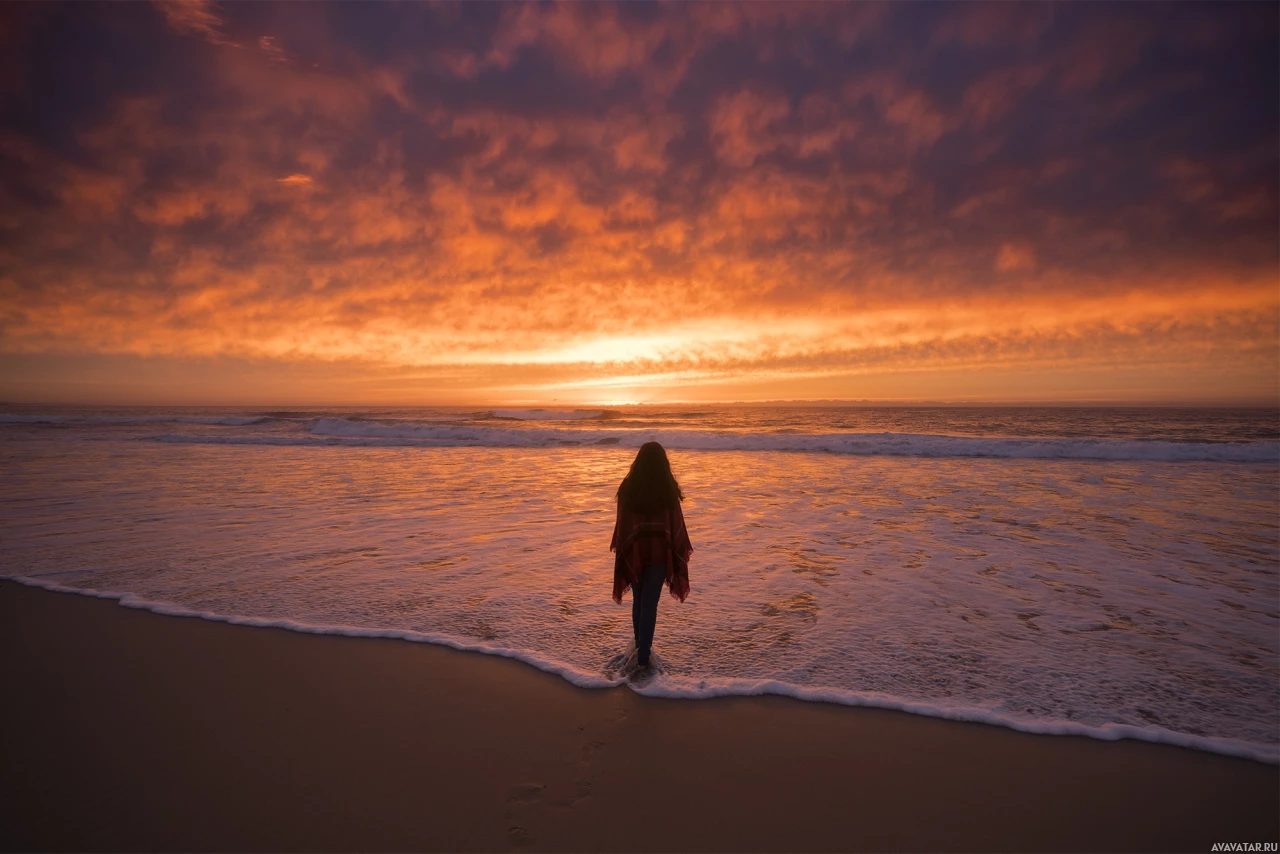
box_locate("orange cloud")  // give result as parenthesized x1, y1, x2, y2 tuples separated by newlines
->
(995, 243, 1036, 273)
(153, 0, 231, 46)
(0, 2, 1275, 404)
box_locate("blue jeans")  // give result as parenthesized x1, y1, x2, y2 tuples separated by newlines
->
(631, 563, 666, 667)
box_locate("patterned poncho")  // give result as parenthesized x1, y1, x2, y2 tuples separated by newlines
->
(609, 497, 692, 604)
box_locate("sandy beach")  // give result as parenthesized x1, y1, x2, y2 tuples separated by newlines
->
(2, 579, 1275, 853)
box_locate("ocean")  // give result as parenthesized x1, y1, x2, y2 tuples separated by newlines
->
(2, 404, 1277, 762)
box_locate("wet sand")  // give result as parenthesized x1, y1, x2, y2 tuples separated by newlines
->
(2, 579, 1275, 852)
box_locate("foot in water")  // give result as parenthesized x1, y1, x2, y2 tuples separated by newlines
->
(627, 651, 665, 684)
(604, 643, 638, 680)
(603, 645, 665, 682)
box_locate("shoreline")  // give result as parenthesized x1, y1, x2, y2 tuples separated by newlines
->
(3, 579, 1277, 852)
(7, 573, 1276, 766)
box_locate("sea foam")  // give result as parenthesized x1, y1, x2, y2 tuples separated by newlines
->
(5, 572, 1276, 765)
(489, 408, 610, 421)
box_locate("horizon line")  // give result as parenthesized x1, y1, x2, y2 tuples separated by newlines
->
(2, 398, 1277, 409)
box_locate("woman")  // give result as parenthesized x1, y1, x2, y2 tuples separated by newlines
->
(610, 441, 692, 671)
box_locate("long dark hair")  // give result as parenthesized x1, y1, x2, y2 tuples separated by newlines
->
(617, 441, 684, 516)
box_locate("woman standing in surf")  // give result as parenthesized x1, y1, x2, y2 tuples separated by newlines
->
(610, 442, 692, 672)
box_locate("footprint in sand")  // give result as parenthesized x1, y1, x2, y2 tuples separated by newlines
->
(504, 785, 546, 849)
(507, 825, 532, 848)
(549, 777, 594, 809)
(506, 783, 547, 806)
(503, 783, 545, 821)
(569, 778, 593, 804)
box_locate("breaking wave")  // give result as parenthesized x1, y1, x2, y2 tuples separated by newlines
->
(137, 416, 1280, 462)
(0, 414, 269, 426)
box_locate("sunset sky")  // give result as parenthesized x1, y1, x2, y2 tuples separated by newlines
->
(0, 1, 1276, 405)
